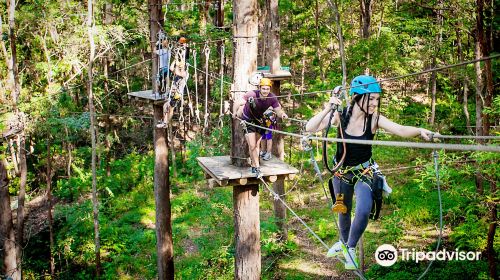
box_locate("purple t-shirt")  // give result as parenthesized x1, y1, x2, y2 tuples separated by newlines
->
(242, 90, 280, 121)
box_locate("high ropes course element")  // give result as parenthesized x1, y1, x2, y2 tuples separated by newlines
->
(126, 14, 499, 277)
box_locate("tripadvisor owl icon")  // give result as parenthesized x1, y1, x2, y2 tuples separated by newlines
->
(375, 244, 398, 267)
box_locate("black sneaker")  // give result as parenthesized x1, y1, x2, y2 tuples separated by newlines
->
(251, 167, 257, 173)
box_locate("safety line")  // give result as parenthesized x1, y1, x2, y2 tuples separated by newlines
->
(233, 116, 500, 153)
(263, 54, 500, 99)
(417, 151, 443, 280)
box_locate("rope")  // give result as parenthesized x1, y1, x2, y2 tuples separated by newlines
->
(193, 49, 201, 124)
(417, 150, 443, 279)
(259, 54, 500, 100)
(288, 116, 500, 141)
(203, 43, 210, 132)
(218, 45, 225, 128)
(187, 61, 232, 84)
(233, 116, 500, 153)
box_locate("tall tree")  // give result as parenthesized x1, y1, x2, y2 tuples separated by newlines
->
(266, 0, 287, 241)
(429, 0, 444, 125)
(359, 0, 372, 38)
(7, 0, 27, 277)
(86, 0, 101, 276)
(149, 0, 174, 278)
(232, 0, 260, 278)
(46, 138, 55, 277)
(0, 158, 19, 280)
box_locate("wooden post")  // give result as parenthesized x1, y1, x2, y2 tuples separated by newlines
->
(231, 0, 260, 279)
(267, 0, 287, 241)
(149, 0, 174, 278)
(233, 185, 261, 279)
(0, 158, 19, 279)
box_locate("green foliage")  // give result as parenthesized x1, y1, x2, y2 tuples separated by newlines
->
(367, 260, 491, 280)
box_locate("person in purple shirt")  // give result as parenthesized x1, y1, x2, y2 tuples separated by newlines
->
(234, 78, 288, 178)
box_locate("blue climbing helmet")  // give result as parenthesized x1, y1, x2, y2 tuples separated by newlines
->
(349, 75, 382, 95)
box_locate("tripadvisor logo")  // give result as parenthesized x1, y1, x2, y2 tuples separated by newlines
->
(375, 244, 481, 267)
(375, 244, 398, 267)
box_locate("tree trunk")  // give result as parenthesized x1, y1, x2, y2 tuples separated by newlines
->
(8, 0, 20, 106)
(429, 0, 443, 125)
(455, 25, 472, 132)
(233, 185, 261, 279)
(327, 0, 348, 92)
(149, 1, 174, 278)
(486, 178, 497, 280)
(232, 1, 260, 278)
(479, 0, 493, 135)
(314, 0, 324, 79)
(46, 139, 55, 277)
(429, 56, 437, 124)
(266, 0, 287, 241)
(259, 0, 268, 66)
(359, 0, 372, 38)
(231, 0, 258, 167)
(0, 159, 19, 280)
(103, 3, 113, 177)
(474, 1, 485, 195)
(15, 134, 26, 278)
(87, 0, 101, 277)
(198, 1, 210, 36)
(300, 38, 306, 97)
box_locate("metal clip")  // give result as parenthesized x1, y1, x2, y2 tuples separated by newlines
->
(300, 135, 312, 151)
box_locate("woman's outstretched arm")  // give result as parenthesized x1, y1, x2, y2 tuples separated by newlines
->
(378, 115, 436, 140)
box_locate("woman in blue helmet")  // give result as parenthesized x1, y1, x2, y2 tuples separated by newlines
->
(305, 75, 437, 270)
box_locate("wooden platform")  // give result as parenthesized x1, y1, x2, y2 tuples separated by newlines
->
(127, 90, 166, 103)
(255, 66, 292, 81)
(197, 156, 299, 187)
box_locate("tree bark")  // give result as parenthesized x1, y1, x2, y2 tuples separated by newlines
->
(233, 185, 261, 280)
(474, 1, 485, 195)
(46, 138, 55, 277)
(103, 2, 113, 177)
(327, 0, 348, 92)
(8, 0, 20, 106)
(359, 0, 372, 38)
(15, 135, 26, 278)
(149, 1, 174, 278)
(455, 25, 472, 132)
(486, 178, 497, 280)
(0, 159, 19, 280)
(266, 0, 287, 241)
(429, 0, 443, 125)
(87, 0, 101, 277)
(231, 0, 258, 167)
(314, 0, 324, 79)
(479, 0, 493, 135)
(232, 1, 260, 278)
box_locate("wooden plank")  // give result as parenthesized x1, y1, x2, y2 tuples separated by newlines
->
(259, 69, 292, 80)
(127, 89, 166, 101)
(197, 156, 299, 183)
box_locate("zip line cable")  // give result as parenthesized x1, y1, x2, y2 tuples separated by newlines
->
(262, 54, 500, 100)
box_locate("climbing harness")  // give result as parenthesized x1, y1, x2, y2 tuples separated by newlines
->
(193, 49, 201, 124)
